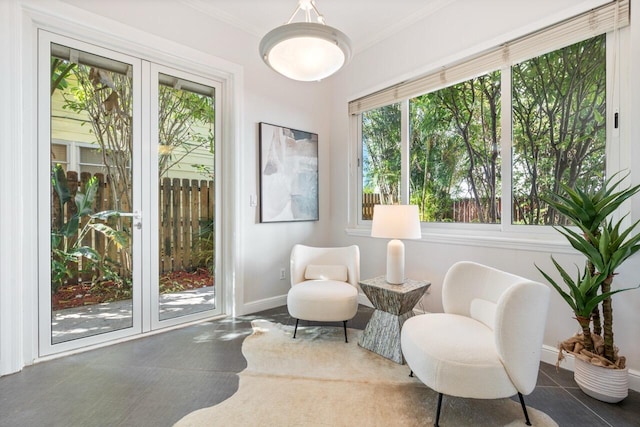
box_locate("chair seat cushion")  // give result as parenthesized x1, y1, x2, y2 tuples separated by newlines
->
(287, 280, 358, 322)
(401, 313, 517, 399)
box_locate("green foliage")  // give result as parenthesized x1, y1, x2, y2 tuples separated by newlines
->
(50, 58, 76, 95)
(409, 71, 501, 223)
(544, 172, 640, 237)
(538, 172, 640, 363)
(536, 259, 621, 319)
(586, 216, 640, 276)
(158, 83, 216, 178)
(192, 218, 215, 272)
(50, 165, 129, 293)
(362, 103, 401, 204)
(363, 35, 606, 225)
(512, 34, 606, 225)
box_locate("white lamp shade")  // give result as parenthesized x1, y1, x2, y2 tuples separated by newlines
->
(259, 22, 352, 82)
(371, 205, 422, 240)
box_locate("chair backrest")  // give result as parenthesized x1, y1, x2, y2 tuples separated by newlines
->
(442, 261, 550, 394)
(290, 245, 360, 288)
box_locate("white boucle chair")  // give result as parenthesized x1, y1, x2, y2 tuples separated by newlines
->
(401, 261, 550, 427)
(287, 244, 360, 343)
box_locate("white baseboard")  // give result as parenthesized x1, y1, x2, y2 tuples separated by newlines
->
(541, 344, 574, 371)
(240, 295, 287, 315)
(358, 293, 373, 307)
(541, 344, 640, 392)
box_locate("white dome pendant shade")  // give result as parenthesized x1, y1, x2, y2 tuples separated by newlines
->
(259, 1, 352, 82)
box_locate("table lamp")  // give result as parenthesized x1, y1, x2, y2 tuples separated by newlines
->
(371, 204, 422, 284)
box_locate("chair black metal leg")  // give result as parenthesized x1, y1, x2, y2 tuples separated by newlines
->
(518, 392, 532, 426)
(293, 319, 299, 339)
(343, 320, 348, 343)
(434, 393, 443, 427)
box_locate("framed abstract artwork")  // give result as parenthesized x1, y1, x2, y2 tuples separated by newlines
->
(259, 122, 319, 222)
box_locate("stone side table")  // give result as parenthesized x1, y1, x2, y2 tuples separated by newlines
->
(358, 276, 430, 364)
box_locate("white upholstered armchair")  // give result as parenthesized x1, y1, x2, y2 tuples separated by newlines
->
(287, 244, 360, 342)
(401, 261, 550, 426)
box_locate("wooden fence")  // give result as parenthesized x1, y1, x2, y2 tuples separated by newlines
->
(52, 171, 214, 284)
(362, 193, 381, 220)
(160, 176, 214, 274)
(362, 193, 531, 223)
(450, 198, 535, 223)
(450, 198, 500, 223)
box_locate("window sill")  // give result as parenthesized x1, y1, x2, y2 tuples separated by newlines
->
(345, 225, 576, 254)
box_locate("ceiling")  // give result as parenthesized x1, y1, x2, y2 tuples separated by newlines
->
(181, 0, 456, 53)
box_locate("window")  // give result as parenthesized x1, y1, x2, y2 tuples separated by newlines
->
(351, 0, 626, 232)
(79, 146, 109, 175)
(361, 103, 401, 219)
(51, 141, 131, 176)
(511, 35, 606, 225)
(409, 71, 501, 223)
(50, 143, 68, 171)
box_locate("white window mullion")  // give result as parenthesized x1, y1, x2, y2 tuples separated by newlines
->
(353, 114, 364, 226)
(70, 142, 79, 172)
(401, 100, 410, 204)
(606, 29, 621, 173)
(606, 27, 629, 227)
(500, 66, 514, 230)
(141, 59, 152, 333)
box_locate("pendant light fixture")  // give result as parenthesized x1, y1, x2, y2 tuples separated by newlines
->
(259, 0, 352, 82)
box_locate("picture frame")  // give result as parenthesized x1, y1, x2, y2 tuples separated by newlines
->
(259, 122, 319, 223)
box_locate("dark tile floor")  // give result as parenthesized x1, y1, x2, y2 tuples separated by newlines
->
(0, 305, 638, 426)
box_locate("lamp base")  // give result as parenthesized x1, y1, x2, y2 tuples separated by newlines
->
(385, 239, 405, 284)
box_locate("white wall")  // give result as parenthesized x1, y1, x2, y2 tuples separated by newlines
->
(329, 0, 640, 389)
(0, 0, 25, 376)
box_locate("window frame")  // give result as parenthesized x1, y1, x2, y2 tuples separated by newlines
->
(51, 140, 131, 175)
(349, 26, 629, 252)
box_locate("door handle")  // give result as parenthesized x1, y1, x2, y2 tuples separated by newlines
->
(119, 210, 142, 229)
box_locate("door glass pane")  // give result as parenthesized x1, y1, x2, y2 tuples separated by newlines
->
(157, 73, 216, 321)
(50, 43, 134, 343)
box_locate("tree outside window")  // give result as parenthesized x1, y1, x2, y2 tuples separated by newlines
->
(359, 35, 606, 226)
(410, 71, 501, 223)
(361, 103, 401, 219)
(512, 34, 606, 225)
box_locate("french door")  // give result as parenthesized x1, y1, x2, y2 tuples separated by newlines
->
(38, 31, 223, 356)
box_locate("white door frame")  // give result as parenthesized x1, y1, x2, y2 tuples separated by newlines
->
(6, 2, 242, 370)
(35, 29, 235, 358)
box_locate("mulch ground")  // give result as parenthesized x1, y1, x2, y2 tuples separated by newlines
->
(52, 268, 213, 311)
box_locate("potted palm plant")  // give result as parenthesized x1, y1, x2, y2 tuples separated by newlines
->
(537, 173, 640, 403)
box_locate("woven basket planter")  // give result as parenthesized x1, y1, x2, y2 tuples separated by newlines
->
(574, 357, 628, 403)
